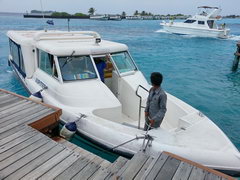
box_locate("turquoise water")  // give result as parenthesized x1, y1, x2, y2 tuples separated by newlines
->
(0, 14, 240, 153)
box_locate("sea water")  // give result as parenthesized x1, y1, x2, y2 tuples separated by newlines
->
(0, 14, 240, 153)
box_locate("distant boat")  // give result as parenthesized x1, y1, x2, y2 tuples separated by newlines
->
(46, 20, 54, 25)
(108, 15, 122, 21)
(90, 14, 108, 21)
(126, 15, 143, 20)
(160, 6, 230, 39)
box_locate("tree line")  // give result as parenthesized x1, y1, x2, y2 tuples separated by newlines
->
(29, 8, 187, 18)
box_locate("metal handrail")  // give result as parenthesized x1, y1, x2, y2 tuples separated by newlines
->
(135, 85, 149, 129)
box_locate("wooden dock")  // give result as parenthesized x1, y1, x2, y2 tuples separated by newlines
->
(0, 89, 236, 179)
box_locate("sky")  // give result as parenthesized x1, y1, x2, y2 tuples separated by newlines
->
(0, 0, 239, 15)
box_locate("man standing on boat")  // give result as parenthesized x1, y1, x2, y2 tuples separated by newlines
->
(144, 72, 167, 130)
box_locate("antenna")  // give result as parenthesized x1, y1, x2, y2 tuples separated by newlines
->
(40, 0, 46, 30)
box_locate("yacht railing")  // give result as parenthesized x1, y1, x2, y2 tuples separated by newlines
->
(136, 85, 149, 129)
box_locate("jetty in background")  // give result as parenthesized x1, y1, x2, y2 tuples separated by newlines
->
(23, 14, 89, 19)
(0, 89, 235, 179)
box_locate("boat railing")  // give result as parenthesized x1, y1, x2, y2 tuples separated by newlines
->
(33, 31, 101, 43)
(136, 85, 149, 129)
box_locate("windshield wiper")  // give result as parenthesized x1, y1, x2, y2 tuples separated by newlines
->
(61, 50, 76, 68)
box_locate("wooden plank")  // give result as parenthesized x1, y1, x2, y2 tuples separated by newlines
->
(0, 92, 10, 97)
(0, 133, 45, 161)
(0, 109, 53, 134)
(27, 109, 59, 130)
(0, 99, 27, 112)
(72, 146, 87, 155)
(72, 156, 104, 180)
(21, 147, 72, 180)
(0, 89, 61, 113)
(119, 151, 149, 180)
(5, 141, 64, 180)
(97, 156, 128, 180)
(144, 152, 169, 180)
(134, 156, 155, 180)
(0, 130, 38, 153)
(0, 105, 47, 128)
(0, 126, 32, 146)
(0, 135, 50, 170)
(61, 139, 77, 150)
(188, 167, 207, 180)
(38, 152, 81, 180)
(155, 156, 181, 180)
(0, 101, 33, 120)
(172, 161, 193, 180)
(0, 96, 20, 107)
(0, 124, 26, 140)
(55, 153, 96, 180)
(0, 104, 45, 125)
(115, 151, 145, 178)
(88, 160, 112, 180)
(0, 140, 58, 179)
(204, 172, 222, 180)
(0, 94, 15, 102)
(163, 152, 235, 180)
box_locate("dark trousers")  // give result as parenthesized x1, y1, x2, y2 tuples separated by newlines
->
(144, 116, 162, 131)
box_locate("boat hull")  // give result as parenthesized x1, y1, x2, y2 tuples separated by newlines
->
(10, 64, 240, 176)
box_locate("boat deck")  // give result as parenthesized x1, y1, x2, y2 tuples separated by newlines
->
(0, 89, 235, 179)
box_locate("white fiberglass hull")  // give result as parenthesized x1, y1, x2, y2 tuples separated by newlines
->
(18, 72, 240, 176)
(161, 23, 230, 39)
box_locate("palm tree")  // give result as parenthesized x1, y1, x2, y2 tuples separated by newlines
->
(141, 11, 146, 16)
(121, 11, 126, 18)
(134, 10, 139, 16)
(88, 7, 96, 15)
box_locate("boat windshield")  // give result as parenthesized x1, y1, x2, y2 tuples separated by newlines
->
(111, 51, 137, 73)
(58, 55, 97, 81)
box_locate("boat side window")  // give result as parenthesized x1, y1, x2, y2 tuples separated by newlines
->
(198, 21, 205, 25)
(58, 55, 97, 81)
(9, 40, 20, 67)
(207, 20, 214, 29)
(9, 39, 26, 77)
(184, 19, 196, 23)
(38, 50, 58, 78)
(110, 51, 137, 74)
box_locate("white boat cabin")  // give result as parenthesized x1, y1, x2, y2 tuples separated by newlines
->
(7, 30, 149, 124)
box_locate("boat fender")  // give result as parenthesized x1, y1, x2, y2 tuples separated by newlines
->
(29, 91, 43, 102)
(60, 122, 77, 140)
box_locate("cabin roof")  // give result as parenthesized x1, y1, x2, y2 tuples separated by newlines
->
(7, 30, 128, 56)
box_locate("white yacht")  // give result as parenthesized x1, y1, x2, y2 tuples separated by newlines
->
(7, 30, 240, 175)
(160, 6, 230, 38)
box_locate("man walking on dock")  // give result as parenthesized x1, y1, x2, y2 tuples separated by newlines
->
(144, 72, 167, 130)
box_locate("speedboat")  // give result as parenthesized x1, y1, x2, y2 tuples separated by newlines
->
(160, 6, 230, 39)
(6, 30, 240, 175)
